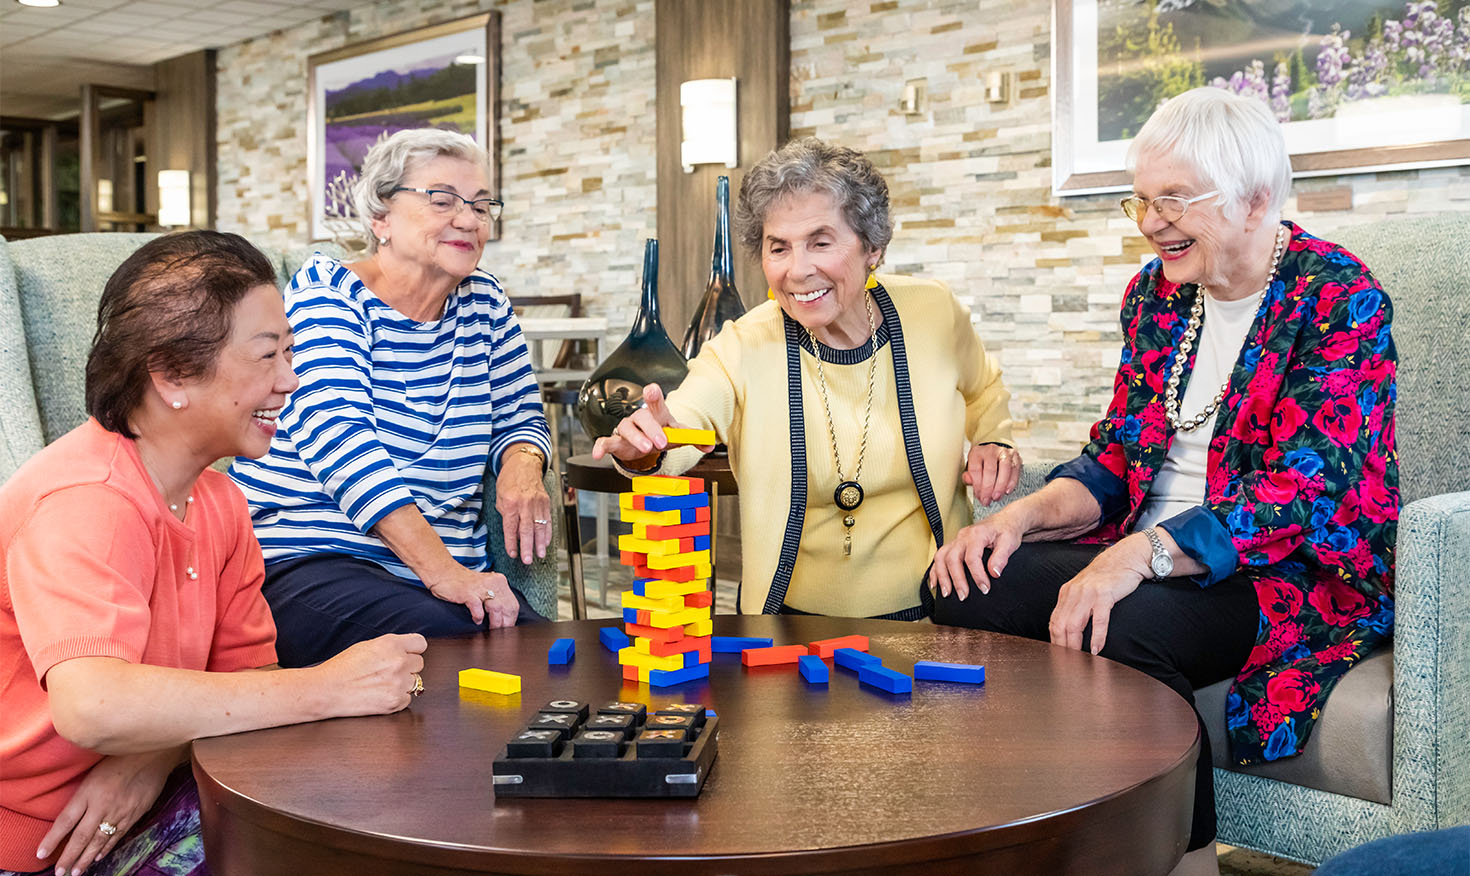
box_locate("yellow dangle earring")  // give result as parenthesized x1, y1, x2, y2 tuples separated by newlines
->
(864, 266, 879, 290)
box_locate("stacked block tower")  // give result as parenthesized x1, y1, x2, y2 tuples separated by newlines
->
(616, 475, 715, 687)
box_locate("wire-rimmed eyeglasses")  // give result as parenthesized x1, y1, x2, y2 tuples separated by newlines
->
(391, 187, 503, 223)
(1119, 190, 1219, 224)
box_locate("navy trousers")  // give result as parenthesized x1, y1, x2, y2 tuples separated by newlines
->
(262, 554, 548, 668)
(927, 541, 1259, 851)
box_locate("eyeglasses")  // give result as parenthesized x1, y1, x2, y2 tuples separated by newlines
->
(391, 187, 503, 223)
(1119, 190, 1219, 223)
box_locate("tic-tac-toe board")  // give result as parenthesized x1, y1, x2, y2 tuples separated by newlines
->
(491, 699, 719, 797)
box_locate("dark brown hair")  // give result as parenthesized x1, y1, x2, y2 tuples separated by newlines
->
(86, 230, 276, 437)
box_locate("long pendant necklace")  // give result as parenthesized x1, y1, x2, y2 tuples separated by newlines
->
(1164, 225, 1288, 432)
(807, 291, 879, 557)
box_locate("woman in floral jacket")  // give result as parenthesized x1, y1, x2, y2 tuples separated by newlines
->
(928, 88, 1396, 876)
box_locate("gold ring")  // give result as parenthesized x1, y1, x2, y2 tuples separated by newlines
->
(484, 589, 496, 600)
(99, 821, 117, 837)
(410, 673, 424, 696)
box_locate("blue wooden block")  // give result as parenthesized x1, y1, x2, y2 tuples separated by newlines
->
(913, 661, 985, 684)
(833, 647, 882, 671)
(858, 663, 913, 694)
(641, 493, 709, 511)
(599, 626, 631, 651)
(798, 654, 829, 684)
(683, 650, 706, 668)
(622, 607, 639, 624)
(710, 636, 774, 653)
(677, 508, 701, 524)
(547, 637, 576, 665)
(692, 534, 711, 551)
(648, 661, 711, 687)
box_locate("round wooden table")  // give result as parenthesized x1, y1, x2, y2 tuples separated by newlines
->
(193, 616, 1199, 876)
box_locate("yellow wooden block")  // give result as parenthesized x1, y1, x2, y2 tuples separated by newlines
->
(620, 592, 686, 612)
(458, 668, 521, 695)
(617, 534, 683, 556)
(645, 549, 711, 570)
(618, 507, 685, 525)
(618, 647, 685, 671)
(684, 618, 713, 637)
(630, 475, 698, 496)
(663, 426, 717, 445)
(639, 579, 708, 598)
(641, 607, 706, 628)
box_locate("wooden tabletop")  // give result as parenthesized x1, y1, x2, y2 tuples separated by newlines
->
(518, 316, 609, 339)
(566, 452, 738, 493)
(193, 616, 1198, 876)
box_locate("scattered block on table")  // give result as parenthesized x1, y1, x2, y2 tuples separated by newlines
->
(571, 729, 625, 759)
(711, 635, 774, 653)
(648, 661, 711, 688)
(741, 644, 809, 667)
(547, 638, 576, 665)
(808, 634, 870, 659)
(539, 699, 590, 722)
(630, 475, 704, 496)
(833, 647, 882, 671)
(600, 626, 632, 651)
(798, 654, 830, 684)
(913, 661, 986, 684)
(683, 617, 714, 637)
(636, 521, 711, 540)
(459, 668, 521, 695)
(662, 426, 717, 445)
(633, 578, 707, 598)
(858, 663, 913, 695)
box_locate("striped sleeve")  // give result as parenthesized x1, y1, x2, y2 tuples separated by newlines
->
(278, 265, 417, 532)
(480, 278, 552, 475)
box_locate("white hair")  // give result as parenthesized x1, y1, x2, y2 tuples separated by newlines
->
(352, 127, 489, 252)
(1126, 87, 1292, 222)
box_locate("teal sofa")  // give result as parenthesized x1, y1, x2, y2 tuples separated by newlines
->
(0, 232, 561, 620)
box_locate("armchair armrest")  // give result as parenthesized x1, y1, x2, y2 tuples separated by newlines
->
(482, 466, 563, 621)
(971, 459, 1060, 522)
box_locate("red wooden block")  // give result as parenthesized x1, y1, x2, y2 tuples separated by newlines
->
(683, 590, 713, 608)
(625, 622, 684, 643)
(625, 495, 647, 510)
(621, 664, 641, 681)
(691, 506, 711, 523)
(635, 563, 706, 582)
(808, 635, 870, 659)
(636, 609, 651, 625)
(741, 644, 809, 667)
(647, 635, 709, 657)
(644, 521, 712, 539)
(619, 549, 647, 567)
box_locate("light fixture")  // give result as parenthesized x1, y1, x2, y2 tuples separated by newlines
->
(680, 78, 737, 173)
(157, 170, 191, 227)
(17, 0, 62, 7)
(454, 53, 485, 64)
(96, 179, 113, 214)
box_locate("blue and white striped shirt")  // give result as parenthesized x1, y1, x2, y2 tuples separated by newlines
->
(229, 253, 551, 580)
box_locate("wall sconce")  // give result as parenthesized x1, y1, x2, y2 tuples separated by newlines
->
(984, 71, 1012, 105)
(900, 78, 927, 116)
(96, 179, 114, 214)
(680, 78, 737, 173)
(157, 170, 191, 227)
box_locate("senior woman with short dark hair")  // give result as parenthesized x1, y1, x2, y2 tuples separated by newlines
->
(231, 128, 552, 667)
(929, 88, 1398, 876)
(594, 137, 1020, 618)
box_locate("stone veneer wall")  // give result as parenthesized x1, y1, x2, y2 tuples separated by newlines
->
(215, 0, 1470, 460)
(215, 0, 657, 332)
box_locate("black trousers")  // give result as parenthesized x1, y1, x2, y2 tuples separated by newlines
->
(263, 554, 547, 668)
(928, 541, 1259, 851)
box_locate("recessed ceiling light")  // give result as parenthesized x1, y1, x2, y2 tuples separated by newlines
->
(17, 0, 62, 8)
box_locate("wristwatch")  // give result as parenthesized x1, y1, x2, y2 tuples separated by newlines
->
(514, 444, 547, 473)
(1142, 527, 1173, 580)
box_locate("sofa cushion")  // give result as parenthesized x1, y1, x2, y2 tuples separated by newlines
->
(1197, 648, 1392, 804)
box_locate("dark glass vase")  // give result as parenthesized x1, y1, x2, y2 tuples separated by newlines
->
(576, 239, 689, 439)
(681, 175, 746, 360)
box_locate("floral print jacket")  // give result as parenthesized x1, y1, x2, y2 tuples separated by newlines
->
(1050, 222, 1397, 765)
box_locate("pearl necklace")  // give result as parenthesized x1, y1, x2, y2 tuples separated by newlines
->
(1164, 225, 1287, 432)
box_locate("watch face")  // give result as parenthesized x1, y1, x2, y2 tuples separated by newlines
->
(1151, 554, 1173, 578)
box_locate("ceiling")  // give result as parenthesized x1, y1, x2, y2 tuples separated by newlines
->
(0, 0, 367, 119)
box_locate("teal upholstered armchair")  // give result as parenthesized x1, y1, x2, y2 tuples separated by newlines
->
(978, 214, 1469, 865)
(0, 232, 560, 620)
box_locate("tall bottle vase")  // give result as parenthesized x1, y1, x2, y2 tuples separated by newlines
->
(681, 175, 747, 361)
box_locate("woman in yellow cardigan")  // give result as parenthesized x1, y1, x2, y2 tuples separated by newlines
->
(594, 138, 1018, 619)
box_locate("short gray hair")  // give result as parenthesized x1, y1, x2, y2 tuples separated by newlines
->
(736, 137, 892, 263)
(1126, 87, 1292, 222)
(353, 127, 490, 252)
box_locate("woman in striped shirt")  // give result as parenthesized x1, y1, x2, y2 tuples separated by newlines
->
(230, 129, 553, 668)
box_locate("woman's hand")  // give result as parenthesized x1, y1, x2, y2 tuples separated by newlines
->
(424, 566, 519, 628)
(316, 633, 429, 716)
(36, 746, 183, 874)
(495, 445, 552, 564)
(591, 385, 713, 467)
(1048, 536, 1152, 655)
(928, 509, 1026, 601)
(964, 444, 1022, 506)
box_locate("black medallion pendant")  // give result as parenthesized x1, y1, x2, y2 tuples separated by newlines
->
(834, 480, 864, 511)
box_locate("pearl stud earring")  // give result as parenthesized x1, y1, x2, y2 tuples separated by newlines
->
(172, 401, 183, 410)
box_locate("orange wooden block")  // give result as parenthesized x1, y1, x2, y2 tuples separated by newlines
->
(683, 590, 713, 608)
(741, 644, 808, 667)
(625, 621, 684, 643)
(646, 635, 708, 657)
(640, 521, 712, 539)
(808, 635, 870, 659)
(619, 549, 647, 567)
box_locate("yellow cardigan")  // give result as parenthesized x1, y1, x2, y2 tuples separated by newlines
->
(649, 275, 1013, 617)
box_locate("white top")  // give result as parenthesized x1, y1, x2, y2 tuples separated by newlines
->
(1134, 290, 1261, 531)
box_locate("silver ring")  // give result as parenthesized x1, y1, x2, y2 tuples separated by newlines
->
(533, 518, 549, 525)
(99, 821, 117, 836)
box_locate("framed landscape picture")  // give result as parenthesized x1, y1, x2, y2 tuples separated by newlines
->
(1053, 0, 1470, 195)
(307, 13, 500, 241)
